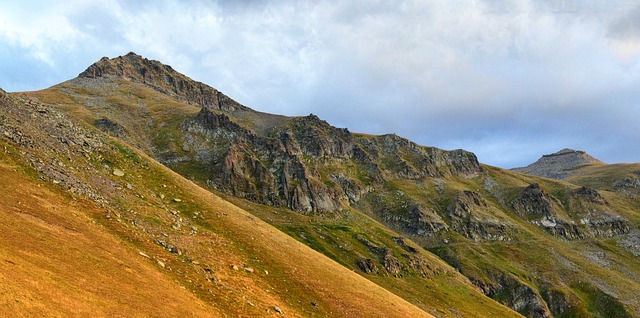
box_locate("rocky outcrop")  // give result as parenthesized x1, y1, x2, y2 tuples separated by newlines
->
(178, 99, 482, 214)
(356, 236, 443, 278)
(447, 191, 513, 241)
(511, 183, 583, 239)
(271, 114, 354, 158)
(511, 183, 560, 219)
(404, 205, 450, 236)
(512, 148, 604, 180)
(95, 118, 126, 137)
(364, 190, 449, 237)
(79, 52, 247, 112)
(473, 272, 552, 318)
(613, 177, 640, 189)
(511, 184, 630, 239)
(357, 258, 379, 274)
(185, 108, 354, 212)
(184, 109, 344, 213)
(568, 187, 630, 237)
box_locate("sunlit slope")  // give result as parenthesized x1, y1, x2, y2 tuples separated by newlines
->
(0, 159, 219, 317)
(0, 90, 433, 317)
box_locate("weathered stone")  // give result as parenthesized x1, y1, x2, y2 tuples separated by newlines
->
(95, 118, 125, 137)
(382, 252, 403, 276)
(356, 258, 379, 274)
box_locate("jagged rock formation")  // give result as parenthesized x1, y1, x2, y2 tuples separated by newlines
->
(447, 190, 514, 241)
(77, 52, 482, 214)
(511, 183, 629, 239)
(178, 92, 481, 213)
(473, 272, 553, 318)
(512, 148, 605, 180)
(356, 235, 444, 278)
(567, 187, 630, 237)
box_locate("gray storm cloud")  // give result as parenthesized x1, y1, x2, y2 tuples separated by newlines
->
(1, 0, 639, 167)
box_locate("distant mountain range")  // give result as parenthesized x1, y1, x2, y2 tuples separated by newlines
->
(2, 52, 639, 317)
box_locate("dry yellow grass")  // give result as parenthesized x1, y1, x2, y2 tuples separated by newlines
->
(0, 163, 220, 317)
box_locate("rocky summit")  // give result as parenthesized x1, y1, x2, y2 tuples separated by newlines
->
(512, 148, 605, 180)
(3, 53, 640, 318)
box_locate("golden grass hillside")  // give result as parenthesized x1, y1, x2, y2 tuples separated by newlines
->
(0, 89, 435, 317)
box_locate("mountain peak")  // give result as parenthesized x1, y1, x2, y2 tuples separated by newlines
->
(512, 148, 605, 180)
(78, 52, 248, 112)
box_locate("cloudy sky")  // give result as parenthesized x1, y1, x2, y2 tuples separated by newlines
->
(2, 0, 640, 168)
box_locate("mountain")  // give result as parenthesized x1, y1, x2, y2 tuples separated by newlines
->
(512, 148, 605, 180)
(0, 87, 435, 317)
(4, 52, 640, 317)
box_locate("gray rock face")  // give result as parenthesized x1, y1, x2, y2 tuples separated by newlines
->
(357, 258, 379, 274)
(568, 187, 630, 237)
(511, 184, 630, 239)
(512, 148, 604, 180)
(95, 118, 126, 137)
(183, 109, 344, 213)
(613, 172, 640, 189)
(180, 104, 481, 214)
(511, 183, 583, 239)
(447, 191, 514, 241)
(473, 272, 553, 318)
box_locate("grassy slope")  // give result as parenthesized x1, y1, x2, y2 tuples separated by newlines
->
(566, 163, 640, 190)
(1, 93, 433, 317)
(221, 194, 522, 318)
(461, 166, 640, 316)
(0, 156, 218, 317)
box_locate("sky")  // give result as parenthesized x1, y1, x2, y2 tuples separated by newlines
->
(1, 0, 640, 168)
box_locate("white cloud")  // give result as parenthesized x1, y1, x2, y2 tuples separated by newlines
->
(1, 0, 640, 167)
